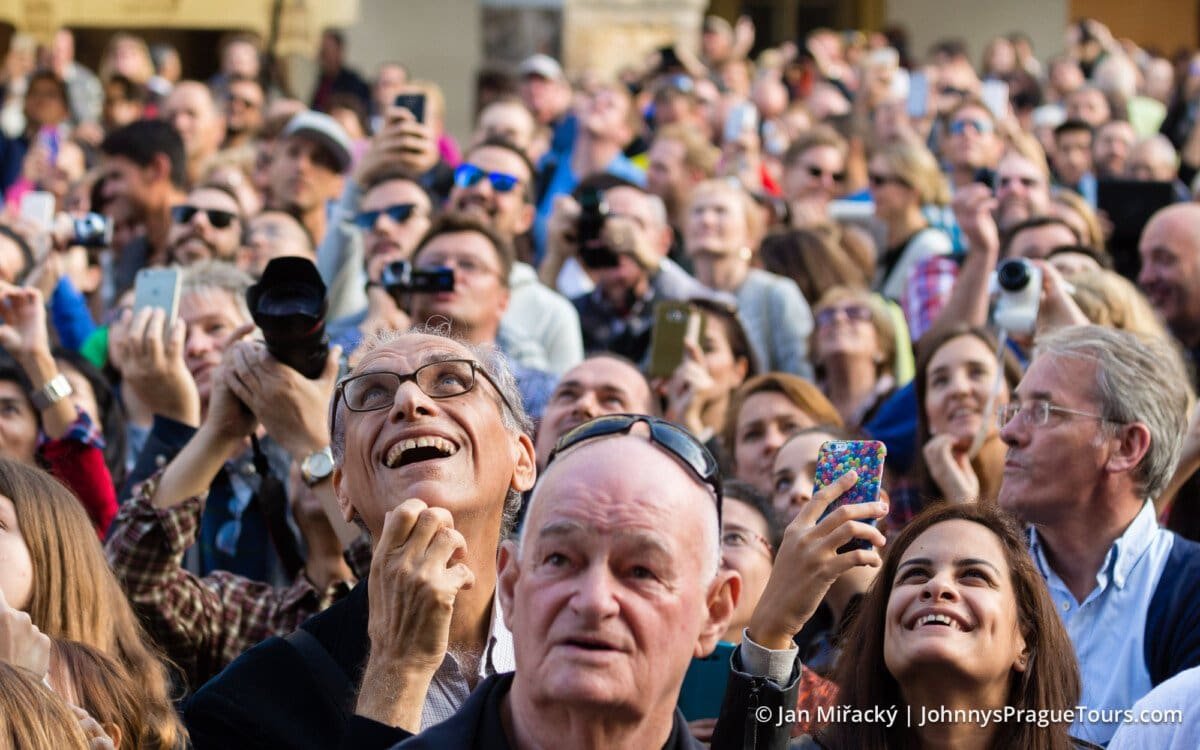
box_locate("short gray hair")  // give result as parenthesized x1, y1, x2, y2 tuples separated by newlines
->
(329, 323, 533, 537)
(1034, 326, 1189, 500)
(181, 260, 253, 323)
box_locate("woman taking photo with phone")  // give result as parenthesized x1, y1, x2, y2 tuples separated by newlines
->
(742, 498, 1084, 750)
(658, 299, 757, 447)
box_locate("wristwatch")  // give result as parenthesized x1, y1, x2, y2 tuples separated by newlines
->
(300, 446, 335, 487)
(29, 373, 73, 411)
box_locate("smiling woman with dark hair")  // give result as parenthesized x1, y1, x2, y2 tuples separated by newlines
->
(770, 502, 1085, 750)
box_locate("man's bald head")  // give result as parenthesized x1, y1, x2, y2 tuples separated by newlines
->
(1138, 203, 1200, 347)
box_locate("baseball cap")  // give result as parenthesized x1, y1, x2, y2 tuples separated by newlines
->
(283, 110, 353, 173)
(518, 54, 565, 82)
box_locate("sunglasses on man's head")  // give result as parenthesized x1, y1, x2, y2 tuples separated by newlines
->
(547, 414, 723, 525)
(453, 163, 521, 193)
(171, 205, 238, 229)
(354, 203, 420, 230)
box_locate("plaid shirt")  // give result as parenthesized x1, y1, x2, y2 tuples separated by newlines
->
(104, 470, 357, 689)
(901, 254, 961, 342)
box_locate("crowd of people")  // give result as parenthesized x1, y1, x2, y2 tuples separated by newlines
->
(1, 11, 1200, 750)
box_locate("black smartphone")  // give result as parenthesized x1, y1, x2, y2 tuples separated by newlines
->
(657, 45, 681, 74)
(973, 167, 996, 190)
(1097, 179, 1177, 282)
(576, 187, 608, 249)
(393, 93, 426, 124)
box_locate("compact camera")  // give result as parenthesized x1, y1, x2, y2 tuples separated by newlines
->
(990, 258, 1042, 336)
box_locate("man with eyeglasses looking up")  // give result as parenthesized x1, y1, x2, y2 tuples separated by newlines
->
(449, 138, 584, 375)
(183, 328, 536, 749)
(995, 325, 1200, 746)
(166, 183, 244, 265)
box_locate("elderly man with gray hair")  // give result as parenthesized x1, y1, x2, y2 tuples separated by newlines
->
(996, 325, 1200, 746)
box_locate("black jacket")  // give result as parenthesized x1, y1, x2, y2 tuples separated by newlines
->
(183, 578, 800, 750)
(390, 672, 700, 749)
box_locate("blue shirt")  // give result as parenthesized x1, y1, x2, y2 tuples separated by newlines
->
(1029, 501, 1173, 746)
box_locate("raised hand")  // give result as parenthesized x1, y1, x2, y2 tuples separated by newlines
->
(0, 589, 51, 679)
(110, 308, 202, 426)
(356, 499, 476, 730)
(746, 471, 887, 651)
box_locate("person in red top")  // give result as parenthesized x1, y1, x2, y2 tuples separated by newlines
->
(0, 282, 115, 535)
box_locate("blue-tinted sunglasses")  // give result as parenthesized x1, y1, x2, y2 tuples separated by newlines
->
(353, 203, 420, 230)
(949, 118, 994, 136)
(454, 163, 521, 193)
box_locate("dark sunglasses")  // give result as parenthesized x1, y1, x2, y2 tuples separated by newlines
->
(171, 205, 238, 229)
(949, 118, 994, 136)
(454, 163, 520, 193)
(354, 203, 421, 230)
(548, 414, 722, 524)
(869, 173, 910, 189)
(805, 165, 846, 182)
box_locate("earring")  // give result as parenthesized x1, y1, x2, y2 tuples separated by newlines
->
(738, 246, 752, 261)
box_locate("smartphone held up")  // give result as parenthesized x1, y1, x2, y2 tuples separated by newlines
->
(813, 440, 886, 552)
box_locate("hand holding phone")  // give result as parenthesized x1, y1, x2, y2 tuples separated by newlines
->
(746, 466, 887, 651)
(393, 93, 426, 125)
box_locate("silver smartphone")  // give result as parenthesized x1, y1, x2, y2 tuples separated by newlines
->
(132, 268, 182, 329)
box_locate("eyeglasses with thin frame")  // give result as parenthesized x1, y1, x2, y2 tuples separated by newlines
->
(816, 304, 873, 328)
(547, 414, 723, 525)
(334, 358, 515, 415)
(721, 526, 774, 557)
(171, 205, 238, 229)
(354, 203, 422, 230)
(413, 252, 500, 279)
(995, 399, 1117, 430)
(454, 163, 521, 193)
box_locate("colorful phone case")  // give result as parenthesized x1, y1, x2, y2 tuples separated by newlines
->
(813, 440, 887, 520)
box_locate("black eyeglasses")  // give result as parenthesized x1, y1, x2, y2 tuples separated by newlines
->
(805, 165, 846, 182)
(353, 203, 422, 230)
(171, 205, 238, 229)
(547, 414, 723, 524)
(334, 358, 515, 415)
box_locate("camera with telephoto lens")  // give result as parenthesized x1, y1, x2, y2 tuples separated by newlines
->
(380, 260, 455, 298)
(990, 258, 1042, 336)
(71, 213, 113, 248)
(246, 257, 329, 379)
(577, 187, 619, 269)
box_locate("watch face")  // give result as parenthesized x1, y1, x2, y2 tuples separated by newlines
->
(307, 451, 334, 478)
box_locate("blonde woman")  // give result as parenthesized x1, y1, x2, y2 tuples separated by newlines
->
(810, 285, 899, 428)
(0, 459, 184, 749)
(868, 137, 953, 300)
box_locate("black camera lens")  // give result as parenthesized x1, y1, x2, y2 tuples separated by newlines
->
(247, 257, 329, 379)
(996, 258, 1032, 292)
